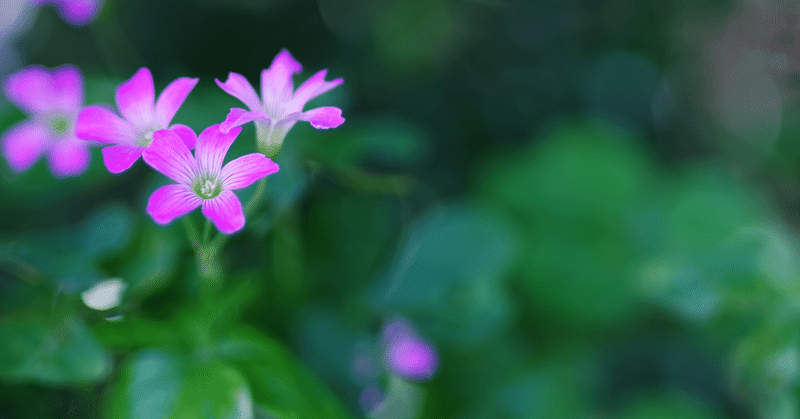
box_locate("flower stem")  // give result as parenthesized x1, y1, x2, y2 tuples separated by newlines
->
(202, 218, 212, 243)
(197, 218, 220, 300)
(181, 217, 200, 251)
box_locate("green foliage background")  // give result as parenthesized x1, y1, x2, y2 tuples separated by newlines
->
(2, 0, 799, 418)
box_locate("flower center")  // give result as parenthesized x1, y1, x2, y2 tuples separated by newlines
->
(136, 129, 156, 147)
(193, 177, 222, 200)
(49, 115, 70, 136)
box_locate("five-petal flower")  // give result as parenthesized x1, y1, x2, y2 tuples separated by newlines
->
(216, 49, 345, 156)
(75, 67, 198, 174)
(2, 65, 93, 177)
(142, 124, 279, 234)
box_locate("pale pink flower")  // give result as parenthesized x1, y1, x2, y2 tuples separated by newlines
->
(75, 67, 198, 174)
(216, 49, 344, 156)
(2, 65, 92, 177)
(142, 124, 279, 234)
(30, 0, 102, 26)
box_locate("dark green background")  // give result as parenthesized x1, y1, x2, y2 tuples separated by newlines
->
(2, 0, 798, 418)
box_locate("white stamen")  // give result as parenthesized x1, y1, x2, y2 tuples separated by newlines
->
(200, 179, 217, 198)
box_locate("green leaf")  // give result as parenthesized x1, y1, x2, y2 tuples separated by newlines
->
(375, 203, 517, 347)
(481, 120, 656, 327)
(121, 224, 181, 298)
(618, 392, 721, 419)
(93, 319, 179, 350)
(217, 326, 353, 419)
(108, 349, 253, 419)
(80, 204, 135, 259)
(0, 318, 111, 385)
(302, 115, 427, 169)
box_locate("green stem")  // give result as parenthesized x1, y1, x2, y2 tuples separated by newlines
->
(181, 217, 201, 251)
(202, 218, 213, 244)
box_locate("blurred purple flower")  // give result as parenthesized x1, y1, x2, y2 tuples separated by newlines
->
(76, 68, 198, 174)
(30, 0, 102, 26)
(2, 65, 92, 177)
(142, 124, 279, 234)
(382, 319, 438, 381)
(216, 49, 344, 156)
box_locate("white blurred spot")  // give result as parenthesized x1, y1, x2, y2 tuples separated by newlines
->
(234, 387, 253, 419)
(81, 278, 126, 310)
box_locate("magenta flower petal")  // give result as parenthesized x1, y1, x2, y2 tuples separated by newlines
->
(115, 68, 155, 128)
(4, 66, 52, 114)
(215, 50, 344, 152)
(215, 73, 261, 111)
(195, 125, 241, 174)
(300, 106, 345, 129)
(386, 336, 438, 381)
(2, 65, 95, 178)
(147, 184, 202, 225)
(76, 105, 136, 144)
(220, 153, 279, 190)
(169, 124, 197, 150)
(44, 0, 101, 25)
(202, 190, 245, 234)
(47, 138, 91, 177)
(142, 129, 197, 184)
(290, 70, 343, 111)
(220, 108, 270, 133)
(1, 122, 49, 173)
(101, 144, 144, 174)
(154, 77, 199, 127)
(261, 49, 303, 104)
(51, 65, 83, 110)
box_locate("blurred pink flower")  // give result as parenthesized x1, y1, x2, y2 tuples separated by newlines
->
(216, 49, 344, 156)
(2, 65, 92, 177)
(382, 319, 438, 381)
(142, 124, 279, 234)
(76, 68, 198, 174)
(30, 0, 102, 26)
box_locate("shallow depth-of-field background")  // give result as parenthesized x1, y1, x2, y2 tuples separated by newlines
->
(3, 0, 800, 418)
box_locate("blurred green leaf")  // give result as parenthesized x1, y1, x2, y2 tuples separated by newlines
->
(217, 326, 353, 419)
(122, 224, 181, 298)
(639, 169, 767, 321)
(80, 204, 135, 259)
(617, 392, 721, 419)
(482, 120, 657, 327)
(0, 318, 111, 385)
(93, 319, 179, 350)
(375, 202, 516, 348)
(302, 115, 428, 169)
(108, 349, 253, 419)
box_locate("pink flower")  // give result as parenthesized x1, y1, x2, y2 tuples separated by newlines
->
(142, 124, 279, 234)
(75, 68, 198, 174)
(382, 320, 438, 381)
(30, 0, 102, 26)
(216, 49, 345, 156)
(2, 65, 92, 177)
